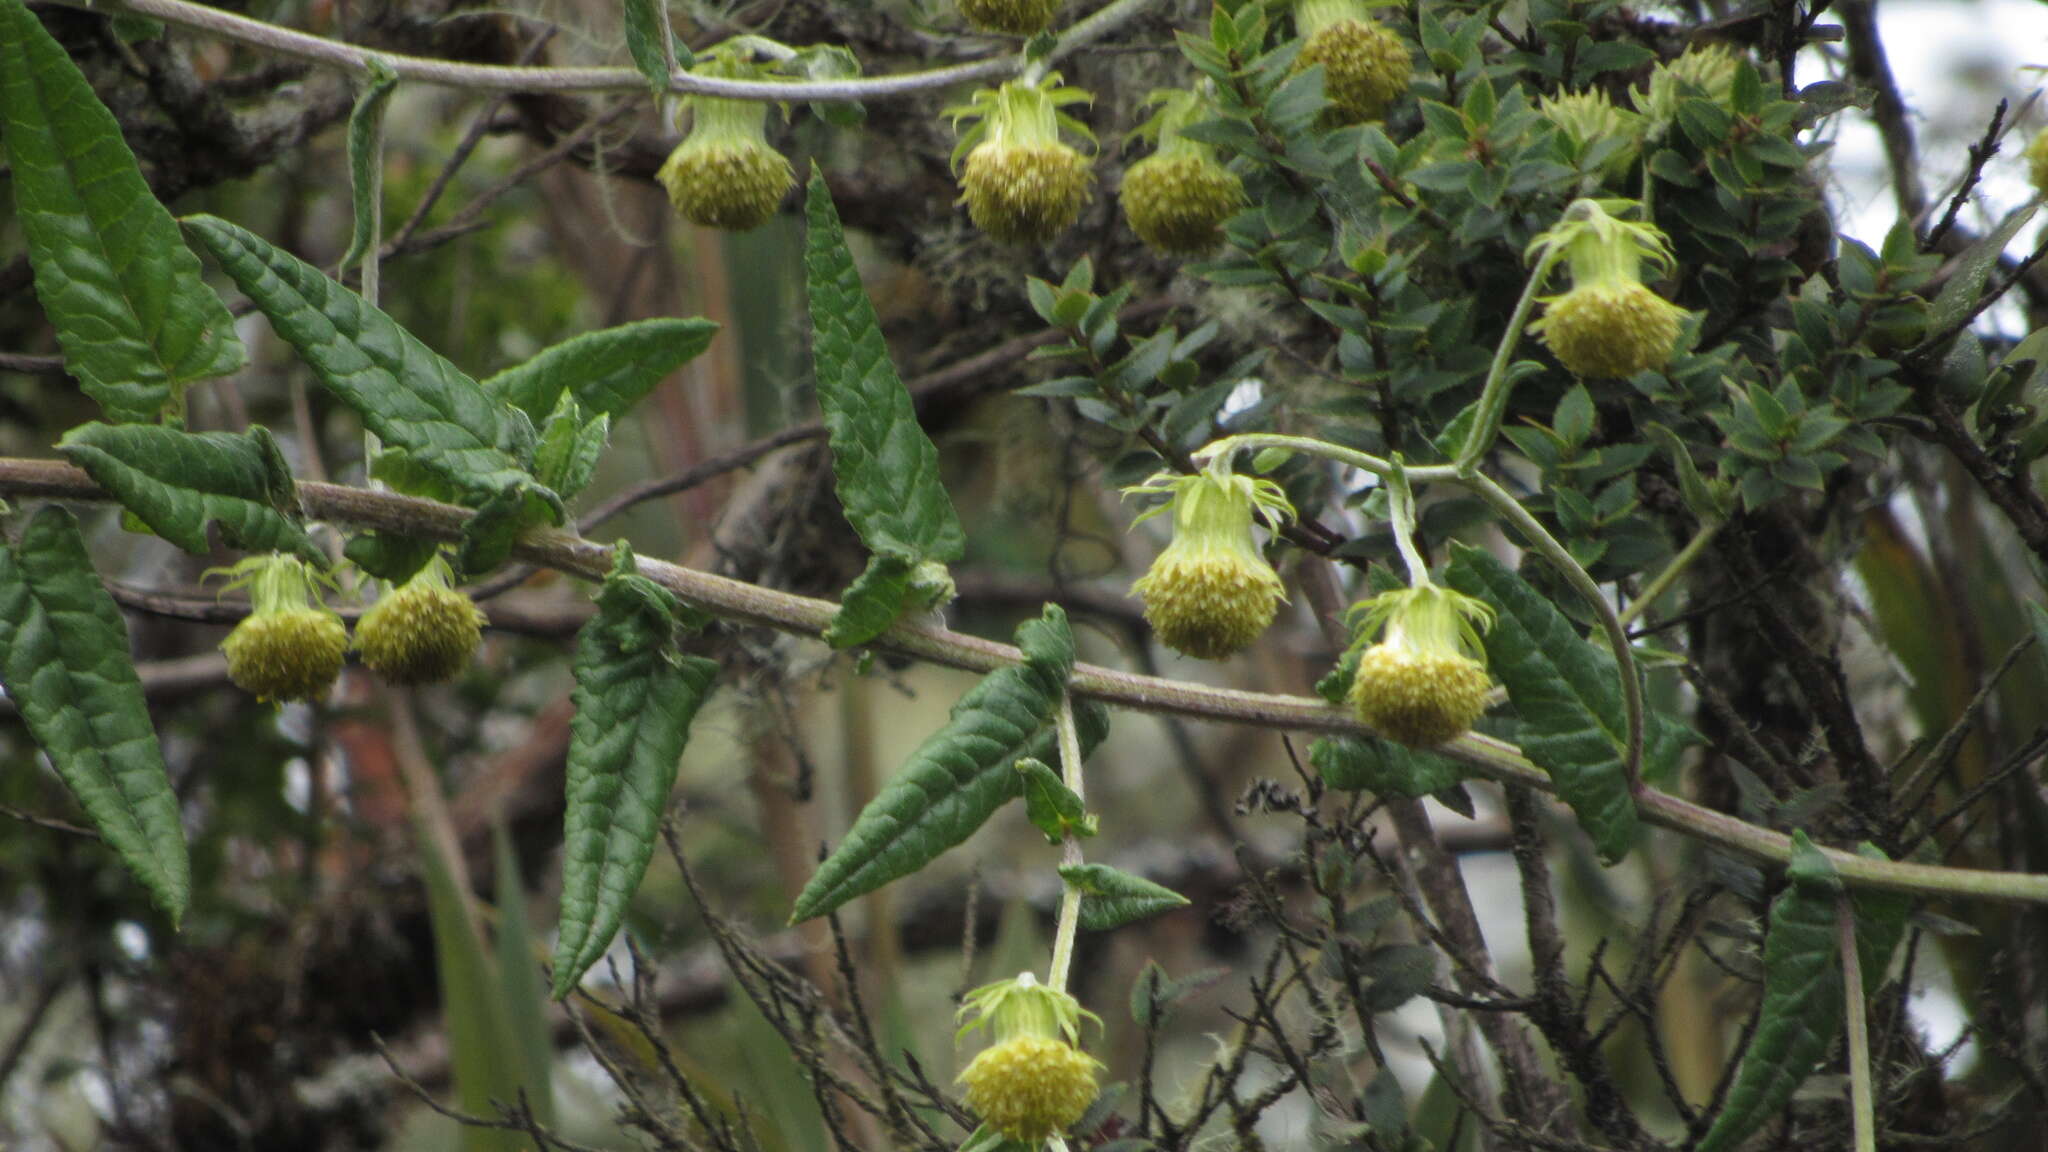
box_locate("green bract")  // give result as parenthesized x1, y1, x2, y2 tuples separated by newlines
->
(1526, 198, 1689, 378)
(1538, 88, 1644, 182)
(1291, 0, 1413, 124)
(1343, 583, 1496, 747)
(1126, 461, 1294, 660)
(1633, 43, 1742, 130)
(212, 554, 349, 703)
(1120, 89, 1245, 254)
(948, 75, 1096, 245)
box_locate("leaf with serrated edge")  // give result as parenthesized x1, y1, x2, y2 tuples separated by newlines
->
(483, 318, 720, 424)
(0, 508, 188, 922)
(552, 548, 718, 997)
(1446, 544, 1680, 864)
(59, 423, 320, 562)
(183, 215, 545, 508)
(791, 606, 1104, 922)
(823, 550, 914, 649)
(804, 171, 965, 562)
(1696, 833, 1906, 1152)
(0, 0, 243, 421)
(1060, 863, 1189, 930)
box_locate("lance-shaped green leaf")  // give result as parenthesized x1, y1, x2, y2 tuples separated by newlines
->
(805, 171, 965, 563)
(1696, 833, 1909, 1152)
(483, 318, 720, 425)
(183, 215, 546, 509)
(552, 546, 719, 998)
(338, 60, 398, 276)
(532, 396, 608, 501)
(791, 606, 1106, 922)
(1018, 757, 1095, 843)
(0, 0, 243, 421)
(58, 423, 320, 562)
(1446, 544, 1686, 863)
(1060, 863, 1189, 931)
(1311, 734, 1469, 797)
(0, 508, 188, 923)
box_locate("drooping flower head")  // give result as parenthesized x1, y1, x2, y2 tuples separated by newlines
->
(656, 52, 794, 231)
(212, 554, 349, 704)
(955, 973, 1102, 1142)
(1633, 43, 1743, 131)
(355, 553, 487, 685)
(1343, 582, 1497, 747)
(1538, 88, 1645, 182)
(948, 74, 1096, 246)
(1126, 460, 1295, 660)
(1120, 87, 1246, 255)
(1525, 198, 1689, 378)
(1290, 0, 1413, 125)
(958, 0, 1061, 36)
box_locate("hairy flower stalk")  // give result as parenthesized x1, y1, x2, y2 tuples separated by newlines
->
(956, 973, 1102, 1142)
(1291, 0, 1413, 124)
(1126, 462, 1294, 660)
(959, 0, 1061, 36)
(950, 75, 1096, 245)
(656, 56, 794, 231)
(1525, 198, 1688, 378)
(214, 554, 349, 703)
(1345, 582, 1497, 747)
(1120, 88, 1245, 254)
(355, 554, 487, 685)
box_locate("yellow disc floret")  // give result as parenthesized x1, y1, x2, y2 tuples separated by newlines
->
(1126, 461, 1295, 660)
(356, 555, 486, 685)
(955, 973, 1102, 1143)
(949, 75, 1096, 246)
(656, 57, 793, 231)
(1292, 0, 1413, 124)
(1525, 198, 1689, 378)
(2027, 130, 2048, 201)
(1120, 89, 1245, 254)
(1342, 583, 1497, 747)
(959, 0, 1060, 35)
(213, 554, 349, 703)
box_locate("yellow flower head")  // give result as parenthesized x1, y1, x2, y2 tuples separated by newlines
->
(212, 554, 348, 704)
(1126, 461, 1295, 660)
(1343, 583, 1496, 747)
(355, 554, 486, 685)
(955, 973, 1102, 1142)
(1525, 198, 1689, 378)
(949, 75, 1096, 246)
(1291, 0, 1413, 124)
(1120, 88, 1246, 254)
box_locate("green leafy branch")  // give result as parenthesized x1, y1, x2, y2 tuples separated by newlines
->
(4, 456, 2045, 907)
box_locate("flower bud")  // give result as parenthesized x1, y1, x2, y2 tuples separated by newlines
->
(1126, 463, 1294, 660)
(2027, 130, 2048, 201)
(214, 554, 348, 703)
(956, 973, 1101, 1142)
(1120, 89, 1245, 254)
(1633, 43, 1742, 130)
(959, 0, 1060, 36)
(657, 66, 793, 232)
(950, 76, 1096, 245)
(1525, 198, 1689, 378)
(1292, 0, 1413, 125)
(1538, 89, 1644, 182)
(356, 555, 486, 685)
(1343, 584, 1496, 747)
